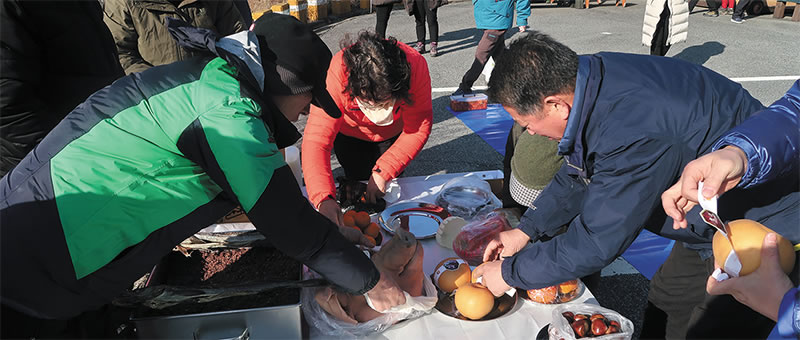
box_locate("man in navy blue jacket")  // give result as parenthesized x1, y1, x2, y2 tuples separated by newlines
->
(473, 31, 799, 338)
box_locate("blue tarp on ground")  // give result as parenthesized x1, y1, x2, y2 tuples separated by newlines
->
(621, 230, 675, 279)
(449, 103, 674, 279)
(447, 104, 515, 156)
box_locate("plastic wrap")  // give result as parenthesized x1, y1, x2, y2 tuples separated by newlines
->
(452, 212, 512, 266)
(301, 268, 438, 338)
(525, 279, 583, 304)
(336, 177, 386, 213)
(549, 303, 634, 340)
(449, 93, 488, 112)
(435, 176, 501, 220)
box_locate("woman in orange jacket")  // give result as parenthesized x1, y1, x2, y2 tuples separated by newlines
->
(302, 31, 432, 229)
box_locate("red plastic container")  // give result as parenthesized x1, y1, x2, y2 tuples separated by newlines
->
(449, 93, 488, 112)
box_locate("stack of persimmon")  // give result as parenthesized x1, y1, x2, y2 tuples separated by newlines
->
(343, 210, 383, 245)
(526, 279, 580, 304)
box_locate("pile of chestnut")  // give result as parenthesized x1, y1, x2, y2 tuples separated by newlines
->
(562, 312, 621, 338)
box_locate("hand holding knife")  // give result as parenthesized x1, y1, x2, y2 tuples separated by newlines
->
(698, 181, 742, 277)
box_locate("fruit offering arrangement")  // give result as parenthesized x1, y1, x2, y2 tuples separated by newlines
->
(343, 209, 383, 245)
(433, 257, 471, 293)
(525, 279, 581, 304)
(434, 280, 518, 322)
(549, 304, 633, 340)
(432, 258, 518, 322)
(561, 312, 622, 338)
(454, 282, 495, 320)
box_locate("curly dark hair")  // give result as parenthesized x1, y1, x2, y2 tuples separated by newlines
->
(487, 31, 578, 118)
(341, 31, 412, 105)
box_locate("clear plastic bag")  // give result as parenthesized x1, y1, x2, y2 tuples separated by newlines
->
(524, 279, 584, 304)
(549, 303, 634, 340)
(301, 268, 438, 338)
(435, 176, 502, 220)
(451, 212, 512, 266)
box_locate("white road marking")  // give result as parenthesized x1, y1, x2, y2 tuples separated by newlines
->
(433, 86, 488, 93)
(730, 75, 800, 82)
(432, 76, 799, 93)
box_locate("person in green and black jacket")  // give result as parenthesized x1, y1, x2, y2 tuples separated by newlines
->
(0, 14, 405, 336)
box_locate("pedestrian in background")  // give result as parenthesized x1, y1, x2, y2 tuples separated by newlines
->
(0, 0, 124, 177)
(374, 0, 399, 39)
(405, 0, 445, 56)
(232, 0, 254, 26)
(731, 0, 752, 22)
(702, 0, 722, 16)
(642, 0, 689, 56)
(453, 0, 530, 95)
(103, 0, 245, 74)
(720, 0, 735, 14)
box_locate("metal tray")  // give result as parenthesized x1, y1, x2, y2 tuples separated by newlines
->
(434, 287, 518, 322)
(435, 185, 495, 219)
(378, 202, 449, 239)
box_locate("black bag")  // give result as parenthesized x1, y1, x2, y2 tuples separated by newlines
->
(335, 177, 386, 214)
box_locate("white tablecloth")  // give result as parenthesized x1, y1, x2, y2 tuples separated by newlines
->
(368, 171, 599, 340)
(199, 171, 599, 338)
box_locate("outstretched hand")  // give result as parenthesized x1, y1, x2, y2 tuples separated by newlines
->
(339, 225, 377, 248)
(318, 198, 343, 227)
(366, 172, 387, 204)
(483, 228, 530, 262)
(662, 146, 747, 229)
(472, 261, 513, 297)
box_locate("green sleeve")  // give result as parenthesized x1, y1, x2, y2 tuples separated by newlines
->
(196, 98, 285, 212)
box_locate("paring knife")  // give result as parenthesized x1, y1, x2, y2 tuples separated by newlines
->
(698, 181, 742, 276)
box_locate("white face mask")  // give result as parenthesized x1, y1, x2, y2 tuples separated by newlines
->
(356, 98, 395, 126)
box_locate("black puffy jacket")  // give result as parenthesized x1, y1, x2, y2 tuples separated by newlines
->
(0, 0, 124, 177)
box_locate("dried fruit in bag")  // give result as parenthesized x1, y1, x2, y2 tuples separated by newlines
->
(451, 212, 511, 266)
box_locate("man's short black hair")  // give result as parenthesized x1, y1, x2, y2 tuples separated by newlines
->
(341, 31, 412, 105)
(487, 31, 579, 117)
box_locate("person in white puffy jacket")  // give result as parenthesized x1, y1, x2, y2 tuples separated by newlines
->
(642, 0, 689, 56)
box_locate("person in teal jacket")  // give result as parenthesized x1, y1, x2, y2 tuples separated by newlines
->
(453, 0, 531, 95)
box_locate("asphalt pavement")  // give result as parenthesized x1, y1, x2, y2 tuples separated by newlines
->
(293, 2, 799, 337)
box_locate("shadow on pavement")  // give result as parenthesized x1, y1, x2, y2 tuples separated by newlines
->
(404, 131, 503, 176)
(432, 95, 457, 124)
(430, 27, 482, 56)
(673, 41, 725, 65)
